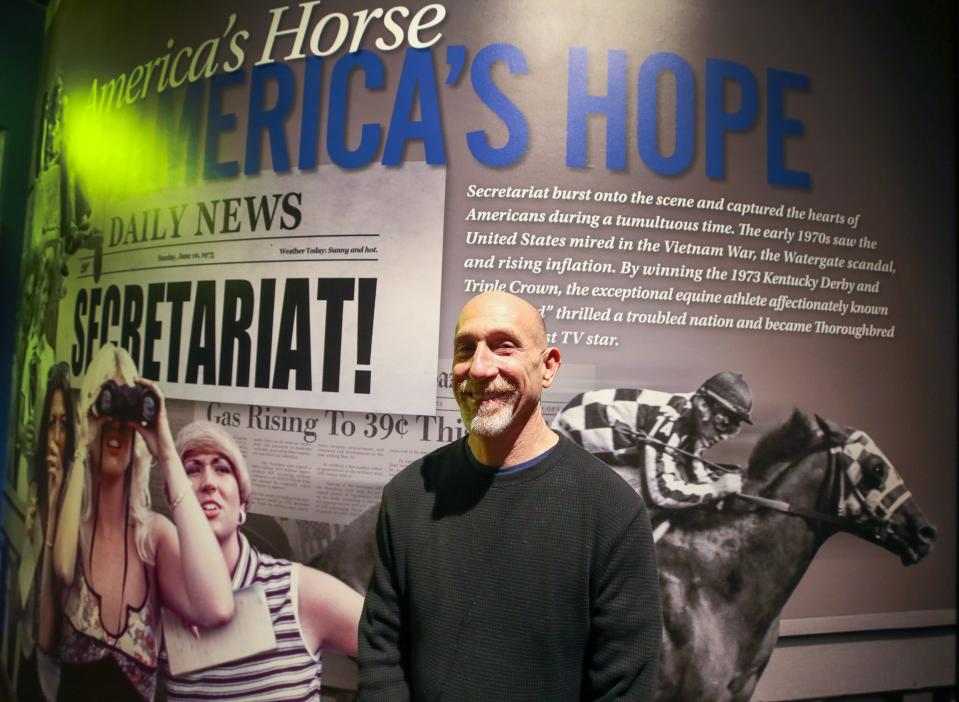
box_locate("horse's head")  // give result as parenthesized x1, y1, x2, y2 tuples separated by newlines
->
(815, 415, 937, 565)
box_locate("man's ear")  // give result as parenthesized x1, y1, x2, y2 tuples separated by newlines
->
(541, 347, 561, 389)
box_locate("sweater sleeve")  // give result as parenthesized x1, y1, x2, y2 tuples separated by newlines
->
(357, 496, 410, 701)
(585, 502, 663, 701)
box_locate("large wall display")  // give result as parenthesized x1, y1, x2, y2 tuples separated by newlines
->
(3, 0, 954, 700)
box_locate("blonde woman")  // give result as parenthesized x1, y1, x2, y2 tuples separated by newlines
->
(53, 344, 234, 701)
(161, 421, 362, 701)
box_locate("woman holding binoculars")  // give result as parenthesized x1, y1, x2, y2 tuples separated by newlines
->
(52, 343, 234, 701)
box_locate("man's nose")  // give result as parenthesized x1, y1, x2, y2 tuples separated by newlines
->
(469, 345, 498, 379)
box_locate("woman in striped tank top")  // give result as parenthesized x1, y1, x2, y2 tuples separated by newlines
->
(162, 421, 363, 701)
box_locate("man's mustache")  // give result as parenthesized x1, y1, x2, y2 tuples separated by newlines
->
(456, 379, 516, 397)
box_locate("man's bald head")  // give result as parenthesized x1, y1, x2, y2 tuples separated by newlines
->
(455, 291, 548, 351)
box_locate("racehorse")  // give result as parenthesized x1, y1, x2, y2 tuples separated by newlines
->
(654, 411, 936, 701)
(316, 411, 937, 701)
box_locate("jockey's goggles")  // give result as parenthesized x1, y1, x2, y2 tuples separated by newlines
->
(705, 401, 742, 434)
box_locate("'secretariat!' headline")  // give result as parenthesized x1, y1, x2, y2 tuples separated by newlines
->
(70, 276, 377, 395)
(87, 2, 813, 188)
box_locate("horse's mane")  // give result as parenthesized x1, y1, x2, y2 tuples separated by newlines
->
(748, 409, 820, 478)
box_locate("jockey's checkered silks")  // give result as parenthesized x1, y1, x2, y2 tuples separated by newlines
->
(552, 388, 730, 508)
(552, 388, 688, 464)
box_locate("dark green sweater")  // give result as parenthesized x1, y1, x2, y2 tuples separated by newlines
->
(358, 435, 662, 701)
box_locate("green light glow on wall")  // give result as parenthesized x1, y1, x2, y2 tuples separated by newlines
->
(64, 89, 177, 203)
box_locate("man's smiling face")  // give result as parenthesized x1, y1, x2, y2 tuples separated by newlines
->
(452, 292, 551, 439)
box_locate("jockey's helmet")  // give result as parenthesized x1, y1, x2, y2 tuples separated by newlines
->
(698, 372, 753, 424)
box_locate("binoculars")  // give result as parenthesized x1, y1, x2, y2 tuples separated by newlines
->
(94, 380, 158, 425)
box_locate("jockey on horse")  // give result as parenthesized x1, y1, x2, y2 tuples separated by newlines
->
(551, 372, 753, 519)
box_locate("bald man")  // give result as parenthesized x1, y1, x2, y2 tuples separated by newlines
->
(358, 292, 661, 701)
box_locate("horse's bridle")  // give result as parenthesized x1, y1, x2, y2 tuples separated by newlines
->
(827, 430, 912, 542)
(738, 431, 909, 544)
